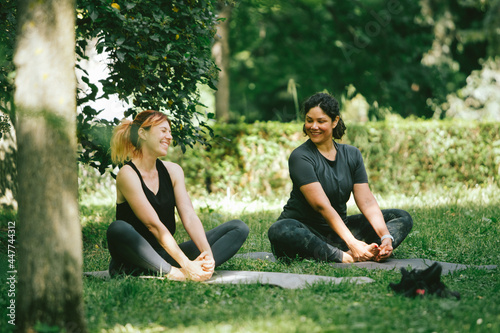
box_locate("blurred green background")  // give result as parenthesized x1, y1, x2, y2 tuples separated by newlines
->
(1, 0, 500, 208)
(219, 0, 500, 123)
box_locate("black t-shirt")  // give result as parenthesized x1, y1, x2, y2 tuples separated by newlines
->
(278, 139, 368, 234)
(116, 159, 176, 249)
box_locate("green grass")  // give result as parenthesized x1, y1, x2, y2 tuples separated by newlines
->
(1, 184, 499, 332)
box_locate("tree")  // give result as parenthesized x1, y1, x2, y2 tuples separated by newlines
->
(0, 0, 15, 121)
(228, 0, 436, 120)
(1, 0, 221, 210)
(212, 0, 233, 122)
(14, 0, 87, 331)
(76, 0, 220, 173)
(484, 0, 500, 57)
(0, 0, 17, 210)
(227, 0, 497, 121)
(420, 0, 495, 117)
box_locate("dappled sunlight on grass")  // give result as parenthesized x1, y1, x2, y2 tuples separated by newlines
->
(83, 267, 500, 333)
(101, 315, 324, 333)
(71, 183, 500, 333)
(191, 183, 500, 217)
(373, 183, 499, 210)
(192, 192, 286, 215)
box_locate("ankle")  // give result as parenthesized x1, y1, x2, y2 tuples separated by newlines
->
(342, 251, 354, 263)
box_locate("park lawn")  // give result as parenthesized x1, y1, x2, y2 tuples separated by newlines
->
(79, 185, 500, 333)
(1, 185, 499, 332)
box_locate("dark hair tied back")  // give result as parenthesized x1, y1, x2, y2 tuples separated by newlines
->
(302, 92, 346, 140)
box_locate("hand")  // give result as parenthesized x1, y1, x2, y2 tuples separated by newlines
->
(375, 240, 393, 262)
(347, 240, 379, 262)
(180, 259, 213, 282)
(195, 251, 215, 273)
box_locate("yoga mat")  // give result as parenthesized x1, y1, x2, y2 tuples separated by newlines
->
(83, 252, 495, 288)
(83, 269, 373, 289)
(234, 252, 497, 275)
(206, 270, 373, 289)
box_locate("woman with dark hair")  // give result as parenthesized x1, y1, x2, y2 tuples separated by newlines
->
(107, 110, 249, 281)
(268, 93, 412, 263)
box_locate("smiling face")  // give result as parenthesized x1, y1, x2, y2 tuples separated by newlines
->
(304, 106, 339, 145)
(139, 120, 173, 157)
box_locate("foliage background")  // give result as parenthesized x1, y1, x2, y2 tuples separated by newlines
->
(76, 0, 221, 173)
(2, 0, 500, 208)
(79, 119, 500, 201)
(165, 119, 500, 196)
(226, 0, 500, 122)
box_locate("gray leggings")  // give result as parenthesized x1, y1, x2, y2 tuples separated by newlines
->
(268, 209, 413, 263)
(107, 219, 249, 277)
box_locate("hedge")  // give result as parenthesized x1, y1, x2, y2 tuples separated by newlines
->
(166, 119, 500, 197)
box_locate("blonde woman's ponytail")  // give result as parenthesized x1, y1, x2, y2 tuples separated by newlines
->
(110, 119, 135, 165)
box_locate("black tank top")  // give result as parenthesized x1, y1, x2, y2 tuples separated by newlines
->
(116, 159, 176, 248)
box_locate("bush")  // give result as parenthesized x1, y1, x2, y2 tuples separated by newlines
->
(165, 119, 500, 197)
(346, 119, 500, 193)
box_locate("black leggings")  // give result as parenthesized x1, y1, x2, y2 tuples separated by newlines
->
(268, 209, 413, 263)
(107, 219, 249, 276)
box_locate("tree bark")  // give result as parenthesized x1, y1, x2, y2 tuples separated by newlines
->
(14, 0, 87, 332)
(212, 1, 232, 122)
(485, 0, 500, 58)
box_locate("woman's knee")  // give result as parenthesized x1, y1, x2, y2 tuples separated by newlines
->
(232, 219, 250, 237)
(218, 219, 250, 242)
(268, 220, 284, 241)
(385, 209, 413, 227)
(107, 220, 140, 245)
(268, 219, 302, 242)
(396, 209, 414, 231)
(107, 220, 128, 239)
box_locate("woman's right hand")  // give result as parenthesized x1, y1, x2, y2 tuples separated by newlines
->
(180, 260, 213, 282)
(346, 240, 379, 262)
(195, 251, 215, 273)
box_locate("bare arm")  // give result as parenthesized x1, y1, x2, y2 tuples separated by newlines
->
(353, 183, 393, 260)
(165, 162, 215, 271)
(300, 182, 378, 262)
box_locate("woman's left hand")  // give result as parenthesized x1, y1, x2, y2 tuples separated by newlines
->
(375, 241, 393, 262)
(195, 251, 215, 273)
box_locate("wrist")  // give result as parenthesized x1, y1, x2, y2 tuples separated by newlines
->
(344, 235, 358, 247)
(178, 256, 191, 268)
(380, 234, 394, 243)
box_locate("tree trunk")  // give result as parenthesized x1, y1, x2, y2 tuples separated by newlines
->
(485, 0, 500, 58)
(212, 1, 232, 122)
(0, 116, 17, 210)
(14, 0, 87, 332)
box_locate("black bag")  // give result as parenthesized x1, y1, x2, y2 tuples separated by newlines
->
(389, 262, 460, 299)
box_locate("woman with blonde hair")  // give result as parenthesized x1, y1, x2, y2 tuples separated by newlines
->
(107, 110, 249, 281)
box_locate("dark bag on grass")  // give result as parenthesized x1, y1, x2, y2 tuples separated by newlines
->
(389, 262, 460, 299)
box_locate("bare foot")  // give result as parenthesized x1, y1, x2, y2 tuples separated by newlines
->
(344, 244, 380, 263)
(368, 243, 380, 257)
(166, 267, 186, 281)
(342, 251, 354, 263)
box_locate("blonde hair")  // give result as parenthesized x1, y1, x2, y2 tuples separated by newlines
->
(110, 110, 171, 165)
